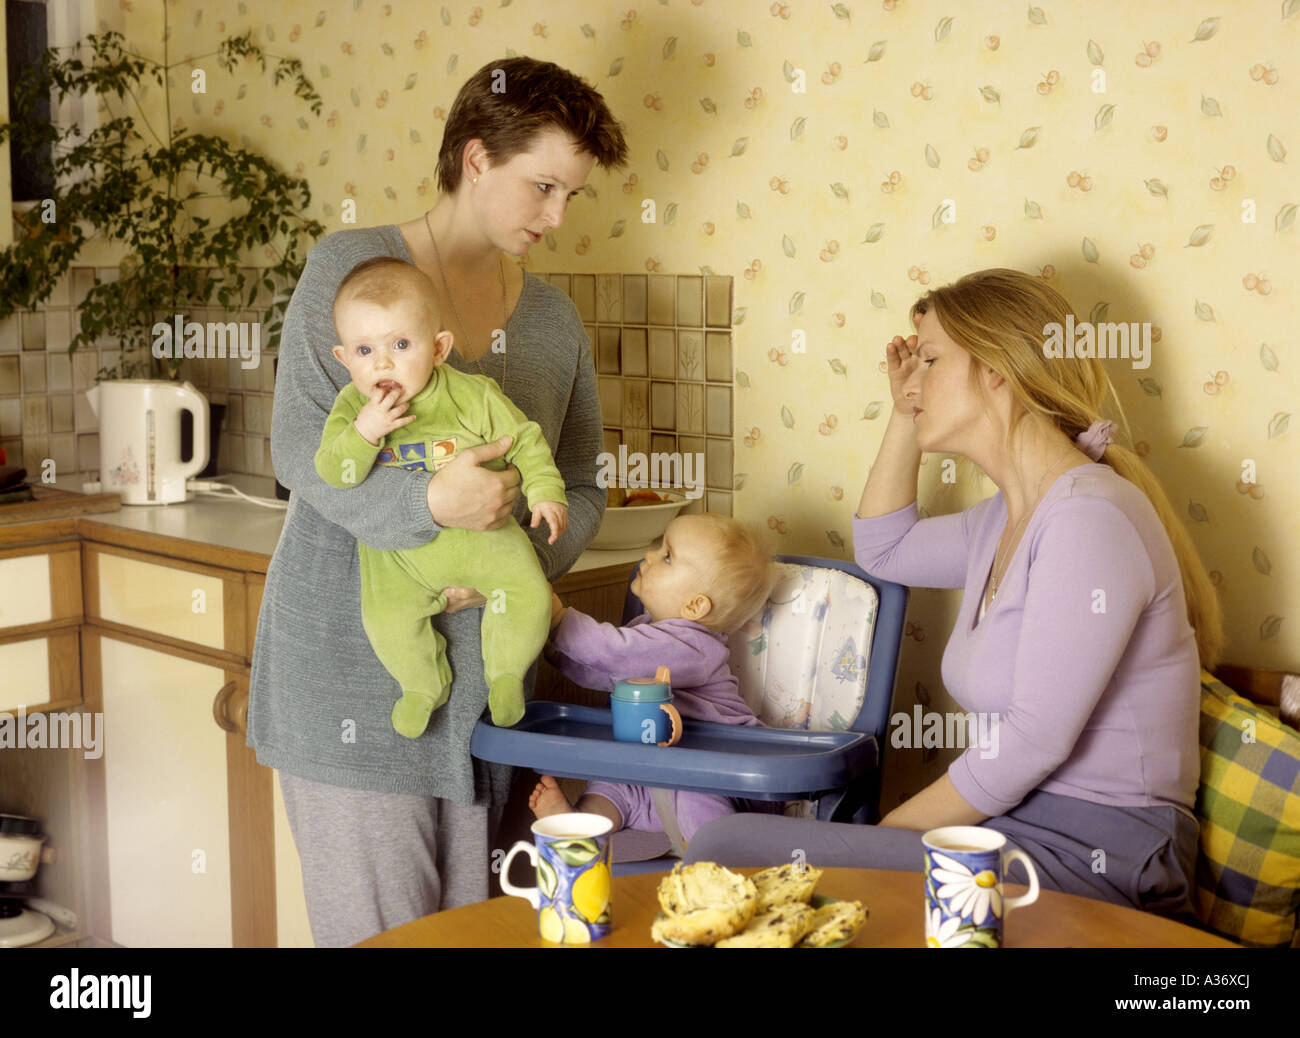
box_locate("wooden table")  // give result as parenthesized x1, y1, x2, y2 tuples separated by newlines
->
(356, 867, 1238, 948)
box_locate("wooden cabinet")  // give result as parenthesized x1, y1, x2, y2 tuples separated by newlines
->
(0, 521, 83, 714)
(0, 519, 311, 948)
(0, 514, 631, 948)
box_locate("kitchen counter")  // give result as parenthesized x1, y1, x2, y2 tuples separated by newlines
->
(51, 471, 650, 576)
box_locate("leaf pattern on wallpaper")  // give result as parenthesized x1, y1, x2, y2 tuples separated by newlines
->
(86, 1, 1294, 707)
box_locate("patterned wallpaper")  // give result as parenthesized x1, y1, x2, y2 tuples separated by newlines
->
(38, 0, 1300, 806)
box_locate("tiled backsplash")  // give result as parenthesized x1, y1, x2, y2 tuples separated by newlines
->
(4, 268, 733, 514)
(537, 272, 735, 517)
(0, 266, 277, 483)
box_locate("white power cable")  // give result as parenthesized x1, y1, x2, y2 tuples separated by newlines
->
(186, 479, 288, 510)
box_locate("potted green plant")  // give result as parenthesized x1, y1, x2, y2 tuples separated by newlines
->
(0, 18, 325, 493)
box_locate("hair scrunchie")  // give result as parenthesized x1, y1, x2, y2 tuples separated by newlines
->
(1075, 419, 1116, 461)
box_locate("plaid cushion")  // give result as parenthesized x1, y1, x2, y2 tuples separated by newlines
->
(1194, 669, 1300, 947)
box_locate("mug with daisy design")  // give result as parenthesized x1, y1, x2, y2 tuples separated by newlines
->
(921, 825, 1040, 948)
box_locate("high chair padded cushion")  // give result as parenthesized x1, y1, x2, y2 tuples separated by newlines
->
(728, 562, 877, 732)
(1194, 669, 1300, 948)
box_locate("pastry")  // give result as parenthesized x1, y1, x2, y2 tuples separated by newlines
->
(751, 863, 823, 911)
(799, 899, 868, 947)
(651, 862, 757, 945)
(715, 902, 818, 948)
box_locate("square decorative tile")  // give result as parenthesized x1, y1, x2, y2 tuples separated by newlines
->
(597, 327, 621, 374)
(47, 352, 72, 393)
(624, 379, 649, 429)
(262, 394, 274, 435)
(705, 332, 732, 382)
(650, 382, 675, 430)
(44, 310, 71, 352)
(620, 327, 647, 377)
(77, 433, 99, 472)
(621, 275, 647, 324)
(22, 436, 48, 475)
(706, 438, 732, 489)
(677, 330, 704, 381)
(244, 435, 263, 474)
(74, 392, 96, 431)
(597, 377, 624, 426)
(49, 395, 74, 434)
(676, 383, 704, 434)
(548, 274, 572, 299)
(676, 276, 703, 327)
(648, 329, 675, 379)
(0, 356, 18, 395)
(678, 435, 706, 463)
(650, 433, 677, 457)
(647, 275, 674, 325)
(570, 274, 595, 321)
(602, 429, 621, 456)
(47, 273, 70, 308)
(244, 393, 265, 434)
(705, 490, 732, 516)
(0, 398, 20, 437)
(228, 393, 244, 431)
(207, 355, 228, 389)
(21, 311, 45, 351)
(706, 386, 732, 437)
(49, 432, 76, 475)
(705, 276, 732, 327)
(260, 356, 276, 393)
(0, 315, 18, 353)
(72, 351, 97, 392)
(624, 428, 650, 456)
(596, 275, 621, 322)
(242, 360, 261, 391)
(21, 353, 47, 393)
(71, 268, 96, 308)
(23, 395, 49, 436)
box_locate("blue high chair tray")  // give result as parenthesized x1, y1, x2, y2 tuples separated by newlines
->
(469, 701, 879, 801)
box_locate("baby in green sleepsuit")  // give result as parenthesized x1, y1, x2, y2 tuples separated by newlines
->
(314, 257, 569, 736)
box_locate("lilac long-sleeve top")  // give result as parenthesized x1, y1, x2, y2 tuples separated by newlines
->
(549, 610, 761, 726)
(852, 463, 1201, 819)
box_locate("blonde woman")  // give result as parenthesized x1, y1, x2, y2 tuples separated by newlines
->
(687, 268, 1222, 918)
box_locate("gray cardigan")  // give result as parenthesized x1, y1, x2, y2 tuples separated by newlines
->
(247, 225, 604, 804)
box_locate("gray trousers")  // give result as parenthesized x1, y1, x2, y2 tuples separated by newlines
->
(685, 790, 1201, 919)
(278, 771, 501, 948)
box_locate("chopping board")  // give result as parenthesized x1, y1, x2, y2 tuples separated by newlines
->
(0, 483, 122, 525)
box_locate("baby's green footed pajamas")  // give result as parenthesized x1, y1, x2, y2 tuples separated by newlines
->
(315, 364, 567, 735)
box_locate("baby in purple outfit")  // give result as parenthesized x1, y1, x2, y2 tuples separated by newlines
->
(529, 513, 776, 843)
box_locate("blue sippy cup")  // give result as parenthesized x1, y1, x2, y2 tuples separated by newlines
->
(610, 666, 682, 747)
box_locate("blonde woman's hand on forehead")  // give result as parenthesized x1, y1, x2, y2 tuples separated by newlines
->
(885, 328, 921, 415)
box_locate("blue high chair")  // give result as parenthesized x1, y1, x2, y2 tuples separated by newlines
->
(471, 554, 908, 874)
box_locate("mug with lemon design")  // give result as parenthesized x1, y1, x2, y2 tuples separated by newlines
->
(500, 813, 613, 944)
(921, 826, 1040, 949)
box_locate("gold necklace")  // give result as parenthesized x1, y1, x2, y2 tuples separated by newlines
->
(987, 442, 1075, 602)
(424, 210, 508, 392)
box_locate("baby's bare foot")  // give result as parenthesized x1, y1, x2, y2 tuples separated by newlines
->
(529, 775, 573, 819)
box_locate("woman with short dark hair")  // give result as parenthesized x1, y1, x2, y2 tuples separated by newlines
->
(249, 57, 628, 947)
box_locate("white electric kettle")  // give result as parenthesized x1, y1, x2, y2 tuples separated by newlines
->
(85, 380, 209, 504)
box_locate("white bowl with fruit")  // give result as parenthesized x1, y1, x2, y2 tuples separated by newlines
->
(588, 488, 690, 550)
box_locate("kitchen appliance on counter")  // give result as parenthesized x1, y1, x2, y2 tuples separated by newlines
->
(0, 813, 55, 947)
(86, 380, 209, 505)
